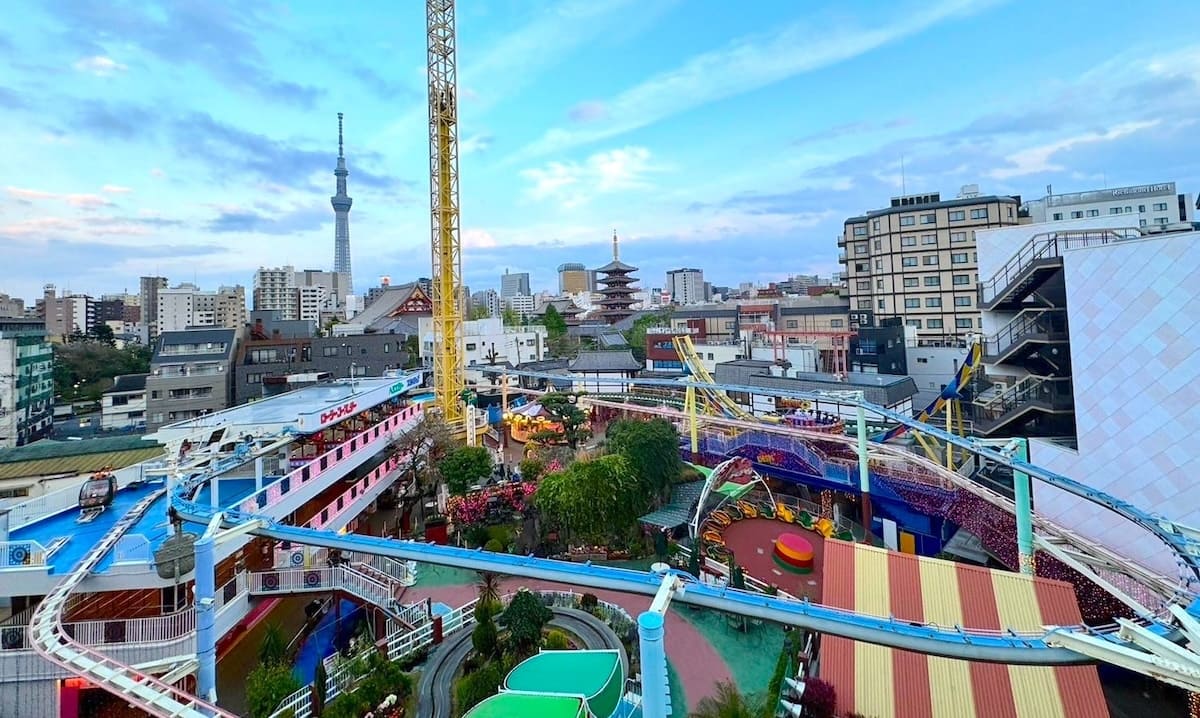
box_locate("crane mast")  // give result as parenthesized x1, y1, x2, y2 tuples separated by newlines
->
(426, 0, 465, 432)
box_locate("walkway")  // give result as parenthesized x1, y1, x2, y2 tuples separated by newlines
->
(404, 574, 733, 710)
(721, 518, 826, 601)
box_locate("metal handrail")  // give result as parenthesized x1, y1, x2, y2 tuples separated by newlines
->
(979, 228, 1140, 305)
(983, 309, 1068, 359)
(972, 376, 1073, 421)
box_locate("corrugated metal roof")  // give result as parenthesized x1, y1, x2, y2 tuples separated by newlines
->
(0, 448, 163, 480)
(819, 541, 1109, 718)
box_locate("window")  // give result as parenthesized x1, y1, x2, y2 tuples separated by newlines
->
(345, 345, 353, 356)
(948, 210, 965, 221)
(1124, 206, 1132, 213)
(922, 255, 939, 266)
(875, 259, 883, 270)
(853, 226, 867, 236)
(854, 242, 868, 255)
(906, 319, 922, 328)
(901, 235, 917, 247)
(970, 208, 987, 220)
(950, 231, 967, 243)
(1087, 209, 1099, 217)
(921, 234, 937, 245)
(872, 220, 880, 232)
(0, 486, 30, 499)
(903, 277, 919, 288)
(1157, 217, 1169, 225)
(955, 318, 974, 328)
(877, 300, 885, 310)
(785, 319, 799, 329)
(924, 276, 940, 287)
(925, 297, 941, 307)
(920, 213, 936, 224)
(855, 262, 869, 272)
(905, 298, 921, 308)
(1140, 219, 1148, 227)
(465, 342, 477, 351)
(954, 296, 972, 307)
(873, 240, 882, 251)
(830, 319, 844, 328)
(1154, 202, 1169, 211)
(856, 300, 871, 310)
(1052, 212, 1063, 221)
(900, 215, 915, 226)
(1138, 204, 1146, 212)
(926, 319, 943, 329)
(382, 343, 390, 353)
(162, 585, 188, 613)
(1109, 207, 1122, 215)
(951, 252, 969, 264)
(323, 346, 338, 357)
(246, 373, 262, 384)
(902, 257, 918, 267)
(952, 274, 971, 285)
(1071, 210, 1083, 219)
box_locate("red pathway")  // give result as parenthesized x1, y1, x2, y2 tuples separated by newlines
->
(721, 518, 827, 602)
(405, 574, 733, 708)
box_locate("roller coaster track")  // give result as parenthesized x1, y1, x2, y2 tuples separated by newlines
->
(30, 371, 1200, 716)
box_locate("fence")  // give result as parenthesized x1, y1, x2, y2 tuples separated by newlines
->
(5, 462, 156, 531)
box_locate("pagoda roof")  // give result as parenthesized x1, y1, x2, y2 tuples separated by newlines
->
(596, 259, 638, 273)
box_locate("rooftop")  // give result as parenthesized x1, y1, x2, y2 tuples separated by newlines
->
(569, 350, 643, 373)
(505, 649, 623, 718)
(0, 436, 163, 480)
(845, 194, 1020, 224)
(464, 693, 586, 718)
(107, 373, 149, 394)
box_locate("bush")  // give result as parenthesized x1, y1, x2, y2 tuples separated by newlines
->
(800, 677, 837, 718)
(246, 663, 300, 718)
(483, 538, 504, 553)
(543, 629, 570, 650)
(454, 661, 503, 715)
(518, 457, 546, 482)
(579, 593, 599, 611)
(464, 524, 490, 548)
(472, 611, 499, 659)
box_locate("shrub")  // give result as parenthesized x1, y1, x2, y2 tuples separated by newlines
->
(579, 593, 599, 611)
(518, 457, 546, 482)
(800, 677, 837, 718)
(483, 538, 504, 553)
(472, 611, 499, 659)
(246, 663, 300, 718)
(543, 629, 570, 650)
(454, 661, 503, 715)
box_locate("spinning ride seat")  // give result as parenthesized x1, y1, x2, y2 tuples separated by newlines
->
(702, 529, 725, 545)
(773, 532, 815, 574)
(757, 501, 776, 519)
(775, 504, 795, 523)
(710, 511, 733, 527)
(815, 517, 835, 539)
(736, 501, 758, 518)
(725, 504, 744, 520)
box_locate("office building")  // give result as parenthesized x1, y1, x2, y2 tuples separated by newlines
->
(841, 186, 1020, 344)
(500, 270, 530, 300)
(471, 289, 501, 318)
(0, 318, 54, 448)
(557, 263, 594, 294)
(157, 284, 247, 333)
(234, 333, 409, 404)
(506, 294, 536, 318)
(1023, 182, 1194, 228)
(145, 328, 238, 430)
(666, 268, 705, 305)
(254, 266, 298, 321)
(139, 276, 168, 339)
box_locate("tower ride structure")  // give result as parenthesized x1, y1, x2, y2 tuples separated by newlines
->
(427, 0, 466, 432)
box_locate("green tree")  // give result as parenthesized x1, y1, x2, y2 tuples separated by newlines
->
(454, 661, 503, 715)
(247, 664, 302, 718)
(501, 307, 521, 326)
(88, 323, 117, 347)
(438, 445, 494, 496)
(500, 589, 553, 655)
(53, 341, 152, 400)
(393, 415, 456, 496)
(543, 629, 570, 650)
(534, 454, 650, 542)
(258, 622, 286, 665)
(470, 305, 492, 320)
(688, 680, 767, 718)
(517, 457, 546, 482)
(537, 392, 592, 449)
(542, 305, 567, 339)
(624, 310, 672, 363)
(607, 418, 682, 504)
(472, 604, 499, 660)
(476, 571, 503, 612)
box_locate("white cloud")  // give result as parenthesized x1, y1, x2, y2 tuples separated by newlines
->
(520, 146, 658, 208)
(462, 228, 498, 249)
(73, 55, 128, 77)
(511, 0, 992, 160)
(101, 184, 133, 194)
(460, 133, 494, 156)
(988, 120, 1160, 180)
(5, 186, 114, 209)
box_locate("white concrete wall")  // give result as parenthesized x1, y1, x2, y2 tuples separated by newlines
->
(1028, 232, 1200, 576)
(905, 345, 968, 406)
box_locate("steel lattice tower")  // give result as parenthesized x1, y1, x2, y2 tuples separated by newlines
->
(427, 0, 465, 431)
(331, 112, 354, 296)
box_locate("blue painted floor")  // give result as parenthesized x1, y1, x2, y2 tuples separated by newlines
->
(292, 599, 366, 685)
(191, 478, 260, 510)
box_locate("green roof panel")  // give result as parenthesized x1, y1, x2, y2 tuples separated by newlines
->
(463, 692, 586, 718)
(505, 650, 624, 718)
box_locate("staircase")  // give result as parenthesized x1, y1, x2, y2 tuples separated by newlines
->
(971, 376, 1073, 436)
(979, 228, 1139, 310)
(983, 309, 1069, 365)
(248, 562, 422, 625)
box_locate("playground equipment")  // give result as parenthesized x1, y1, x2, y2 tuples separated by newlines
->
(773, 533, 815, 574)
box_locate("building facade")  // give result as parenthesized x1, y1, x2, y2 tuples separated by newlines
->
(416, 316, 547, 372)
(37, 285, 92, 340)
(157, 284, 247, 333)
(471, 289, 501, 318)
(500, 270, 531, 301)
(100, 374, 149, 431)
(139, 276, 167, 340)
(1023, 182, 1194, 228)
(557, 263, 594, 294)
(145, 328, 238, 430)
(0, 293, 25, 318)
(666, 268, 705, 305)
(233, 333, 410, 404)
(254, 266, 298, 321)
(841, 188, 1021, 344)
(0, 318, 54, 448)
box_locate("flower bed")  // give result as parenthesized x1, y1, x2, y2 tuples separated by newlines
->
(446, 482, 537, 525)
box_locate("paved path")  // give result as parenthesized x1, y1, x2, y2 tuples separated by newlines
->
(406, 574, 733, 708)
(417, 606, 624, 718)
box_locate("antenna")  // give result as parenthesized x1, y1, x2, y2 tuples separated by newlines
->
(612, 229, 619, 261)
(337, 112, 344, 159)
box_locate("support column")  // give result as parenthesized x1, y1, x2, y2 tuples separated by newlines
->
(0, 507, 9, 544)
(195, 534, 218, 707)
(254, 457, 264, 492)
(1013, 438, 1035, 575)
(210, 475, 220, 509)
(855, 397, 872, 529)
(638, 611, 669, 718)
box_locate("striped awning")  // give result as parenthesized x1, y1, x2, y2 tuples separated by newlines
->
(819, 541, 1108, 718)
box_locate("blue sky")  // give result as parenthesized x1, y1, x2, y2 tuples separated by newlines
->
(2, 0, 1199, 302)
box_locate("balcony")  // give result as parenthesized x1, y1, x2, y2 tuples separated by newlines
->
(971, 376, 1074, 437)
(979, 228, 1139, 310)
(838, 251, 847, 263)
(982, 309, 1069, 367)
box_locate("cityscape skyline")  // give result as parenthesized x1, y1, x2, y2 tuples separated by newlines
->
(2, 0, 1199, 301)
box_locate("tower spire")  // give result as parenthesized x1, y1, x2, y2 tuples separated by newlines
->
(331, 112, 354, 297)
(612, 229, 619, 261)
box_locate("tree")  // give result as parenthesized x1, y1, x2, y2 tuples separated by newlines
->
(258, 622, 286, 665)
(607, 418, 682, 504)
(438, 445, 493, 496)
(799, 678, 837, 718)
(534, 454, 651, 543)
(312, 660, 328, 716)
(391, 415, 456, 496)
(247, 664, 302, 718)
(544, 629, 570, 650)
(470, 305, 492, 320)
(472, 604, 499, 659)
(53, 341, 152, 400)
(88, 323, 117, 347)
(538, 392, 591, 449)
(517, 457, 546, 482)
(454, 661, 503, 715)
(624, 310, 672, 363)
(501, 589, 552, 654)
(542, 305, 567, 340)
(688, 680, 767, 718)
(501, 307, 521, 326)
(476, 571, 503, 612)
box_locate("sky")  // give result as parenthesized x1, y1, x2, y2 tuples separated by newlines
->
(2, 0, 1199, 302)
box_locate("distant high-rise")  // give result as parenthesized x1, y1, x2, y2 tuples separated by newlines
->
(666, 267, 704, 305)
(331, 112, 354, 297)
(557, 262, 594, 294)
(500, 270, 530, 300)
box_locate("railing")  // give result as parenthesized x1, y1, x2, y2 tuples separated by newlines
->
(5, 462, 156, 531)
(113, 534, 152, 564)
(235, 404, 423, 516)
(979, 228, 1139, 305)
(304, 451, 413, 532)
(972, 376, 1073, 423)
(983, 309, 1068, 360)
(0, 539, 52, 569)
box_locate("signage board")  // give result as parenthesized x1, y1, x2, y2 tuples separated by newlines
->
(320, 402, 358, 425)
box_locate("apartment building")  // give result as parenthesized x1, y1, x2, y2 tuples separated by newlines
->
(841, 187, 1021, 344)
(666, 268, 705, 305)
(416, 316, 547, 373)
(0, 293, 26, 318)
(139, 275, 167, 339)
(254, 266, 298, 320)
(471, 289, 501, 318)
(1023, 182, 1194, 228)
(145, 328, 238, 430)
(100, 373, 149, 431)
(233, 333, 410, 404)
(157, 284, 247, 333)
(0, 318, 54, 448)
(36, 285, 93, 339)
